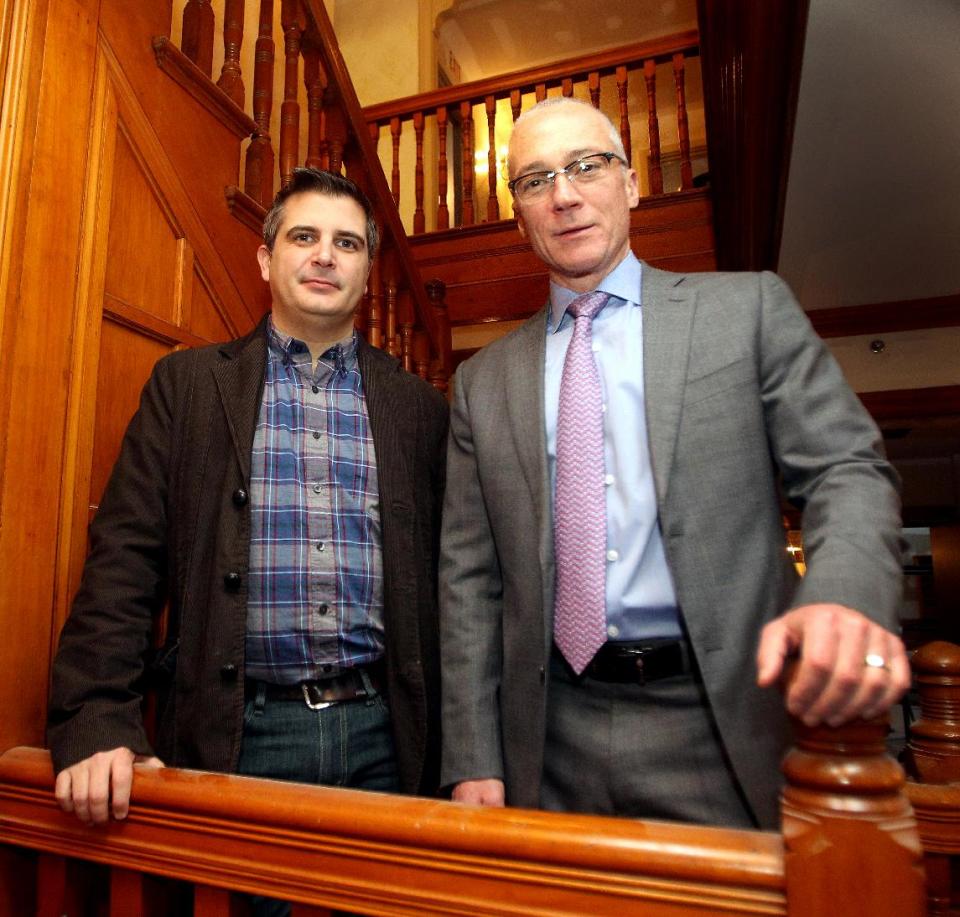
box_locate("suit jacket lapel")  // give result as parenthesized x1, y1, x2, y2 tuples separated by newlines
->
(504, 307, 555, 632)
(212, 319, 269, 486)
(642, 265, 696, 504)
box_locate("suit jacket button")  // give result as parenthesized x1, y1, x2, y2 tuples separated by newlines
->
(539, 666, 546, 685)
(220, 663, 238, 680)
(232, 488, 248, 507)
(223, 572, 242, 591)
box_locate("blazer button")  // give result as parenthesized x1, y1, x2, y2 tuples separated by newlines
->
(223, 572, 242, 591)
(232, 488, 249, 507)
(220, 663, 238, 681)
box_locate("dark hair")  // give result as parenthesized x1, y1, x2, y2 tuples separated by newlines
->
(262, 168, 380, 260)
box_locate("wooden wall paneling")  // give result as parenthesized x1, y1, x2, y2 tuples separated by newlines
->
(0, 0, 103, 758)
(189, 266, 235, 343)
(52, 47, 120, 641)
(98, 37, 251, 339)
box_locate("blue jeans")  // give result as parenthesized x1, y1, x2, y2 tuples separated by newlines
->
(237, 676, 398, 916)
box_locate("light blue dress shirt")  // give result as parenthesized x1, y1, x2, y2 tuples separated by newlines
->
(545, 252, 682, 641)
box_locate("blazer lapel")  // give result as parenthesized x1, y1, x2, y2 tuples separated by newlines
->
(213, 320, 269, 486)
(504, 307, 555, 633)
(642, 266, 696, 504)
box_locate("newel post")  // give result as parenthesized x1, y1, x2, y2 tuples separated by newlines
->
(781, 717, 925, 916)
(903, 641, 960, 784)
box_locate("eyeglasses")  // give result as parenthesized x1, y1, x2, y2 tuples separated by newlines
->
(508, 152, 627, 202)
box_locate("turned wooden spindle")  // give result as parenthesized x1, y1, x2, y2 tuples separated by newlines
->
(436, 106, 449, 230)
(903, 641, 960, 784)
(615, 65, 632, 164)
(181, 0, 214, 77)
(303, 44, 326, 170)
(278, 0, 303, 188)
(672, 52, 693, 190)
(459, 101, 474, 227)
(384, 280, 398, 358)
(400, 322, 414, 374)
(781, 716, 925, 917)
(244, 0, 275, 206)
(643, 58, 663, 195)
(389, 116, 402, 207)
(413, 330, 430, 381)
(587, 71, 601, 108)
(484, 95, 499, 222)
(413, 111, 426, 233)
(216, 0, 245, 107)
(509, 89, 521, 122)
(426, 279, 450, 394)
(366, 254, 383, 349)
(324, 99, 346, 174)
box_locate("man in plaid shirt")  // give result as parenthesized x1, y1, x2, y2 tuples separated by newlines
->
(48, 169, 448, 827)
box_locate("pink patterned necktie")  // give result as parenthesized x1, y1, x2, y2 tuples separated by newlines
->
(553, 291, 610, 674)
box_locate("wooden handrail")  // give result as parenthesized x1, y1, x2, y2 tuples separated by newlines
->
(0, 747, 784, 914)
(364, 30, 700, 124)
(0, 703, 930, 915)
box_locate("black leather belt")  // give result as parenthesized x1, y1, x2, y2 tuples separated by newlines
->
(246, 661, 384, 710)
(572, 640, 693, 685)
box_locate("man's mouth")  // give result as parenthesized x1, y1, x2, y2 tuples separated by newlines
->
(302, 276, 340, 290)
(556, 224, 593, 238)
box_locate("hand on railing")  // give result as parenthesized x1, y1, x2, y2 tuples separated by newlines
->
(451, 777, 505, 807)
(757, 602, 910, 726)
(54, 746, 164, 825)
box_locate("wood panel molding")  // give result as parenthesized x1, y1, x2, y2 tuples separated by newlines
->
(101, 35, 254, 337)
(152, 35, 257, 140)
(809, 293, 960, 339)
(859, 386, 960, 423)
(225, 184, 266, 235)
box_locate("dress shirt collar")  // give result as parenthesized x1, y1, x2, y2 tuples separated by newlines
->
(266, 314, 358, 378)
(547, 251, 643, 334)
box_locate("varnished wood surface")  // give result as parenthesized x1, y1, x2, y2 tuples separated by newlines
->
(0, 748, 785, 916)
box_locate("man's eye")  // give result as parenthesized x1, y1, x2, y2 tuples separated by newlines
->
(521, 176, 547, 192)
(293, 233, 314, 244)
(578, 160, 600, 175)
(336, 238, 359, 250)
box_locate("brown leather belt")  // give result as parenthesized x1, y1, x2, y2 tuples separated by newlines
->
(246, 661, 384, 710)
(563, 640, 693, 685)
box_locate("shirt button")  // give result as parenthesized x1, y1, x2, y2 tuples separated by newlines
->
(607, 624, 620, 638)
(592, 342, 601, 352)
(606, 549, 619, 562)
(601, 403, 608, 414)
(313, 483, 322, 494)
(318, 603, 329, 616)
(312, 385, 320, 394)
(604, 474, 615, 486)
(322, 664, 333, 673)
(313, 431, 321, 439)
(316, 542, 325, 552)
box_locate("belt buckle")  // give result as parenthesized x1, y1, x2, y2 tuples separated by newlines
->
(301, 682, 336, 710)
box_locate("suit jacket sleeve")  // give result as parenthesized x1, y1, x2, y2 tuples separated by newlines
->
(757, 271, 902, 623)
(439, 364, 507, 788)
(46, 354, 185, 773)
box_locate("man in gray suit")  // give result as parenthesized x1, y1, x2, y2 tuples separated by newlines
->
(439, 98, 909, 829)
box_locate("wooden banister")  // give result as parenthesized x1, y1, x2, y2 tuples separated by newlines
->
(0, 702, 929, 915)
(362, 31, 700, 124)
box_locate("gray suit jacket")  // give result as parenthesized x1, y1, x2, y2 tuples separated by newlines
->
(439, 265, 901, 828)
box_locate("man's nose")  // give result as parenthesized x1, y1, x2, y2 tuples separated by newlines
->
(310, 238, 335, 265)
(549, 172, 582, 208)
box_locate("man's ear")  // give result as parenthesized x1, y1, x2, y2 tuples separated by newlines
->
(256, 244, 271, 282)
(516, 206, 527, 239)
(625, 168, 640, 209)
